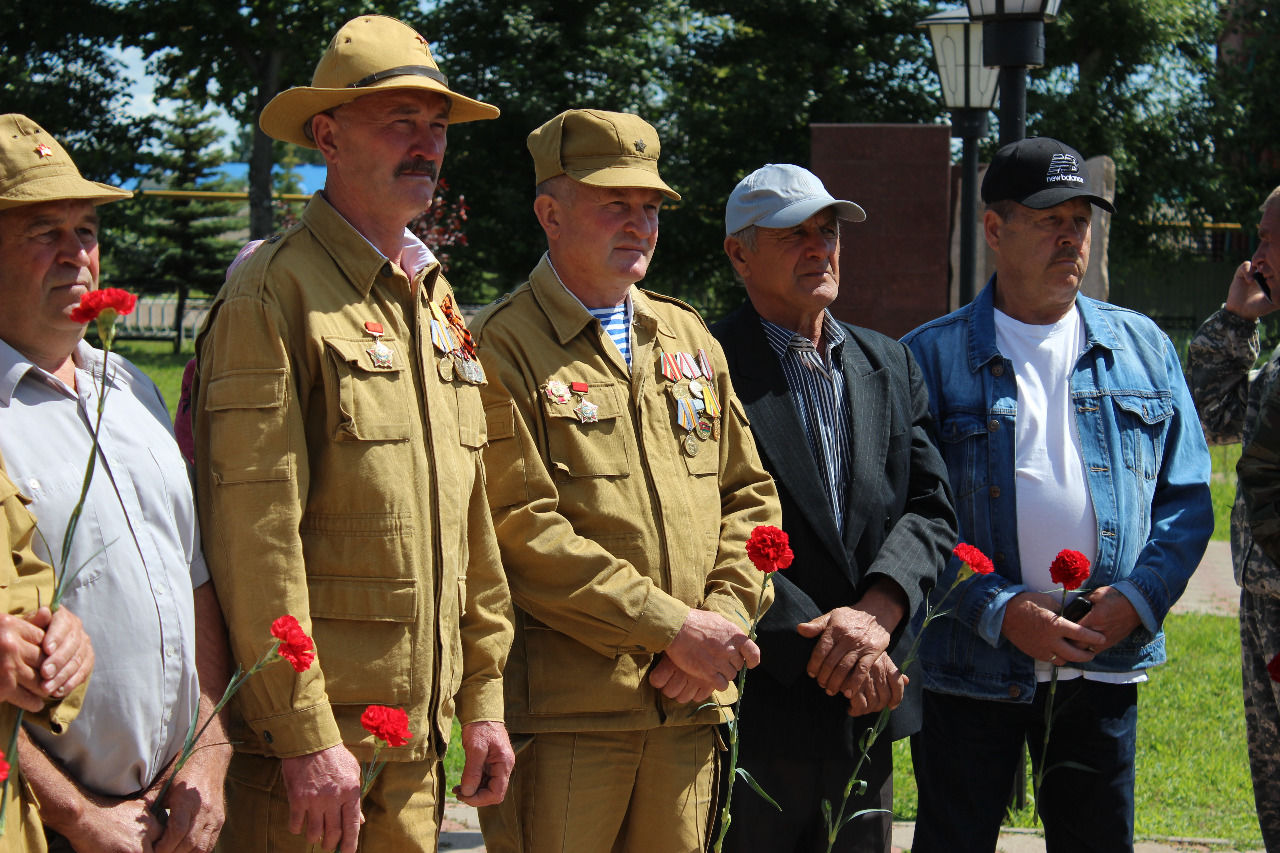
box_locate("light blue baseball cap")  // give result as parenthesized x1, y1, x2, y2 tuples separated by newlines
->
(725, 163, 866, 236)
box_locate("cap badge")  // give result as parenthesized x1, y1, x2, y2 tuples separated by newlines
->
(34, 143, 53, 159)
(634, 139, 646, 153)
(1045, 153, 1084, 185)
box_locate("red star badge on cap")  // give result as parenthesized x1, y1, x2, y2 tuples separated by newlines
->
(34, 143, 53, 159)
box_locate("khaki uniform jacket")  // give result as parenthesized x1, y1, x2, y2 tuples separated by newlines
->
(1, 452, 84, 853)
(194, 196, 513, 762)
(472, 256, 780, 733)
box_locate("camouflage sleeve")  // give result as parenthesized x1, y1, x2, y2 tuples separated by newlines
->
(1188, 307, 1260, 445)
(1240, 378, 1280, 562)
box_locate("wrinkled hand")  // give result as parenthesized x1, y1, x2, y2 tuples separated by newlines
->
(1001, 591, 1106, 664)
(664, 609, 760, 692)
(281, 745, 363, 853)
(1225, 260, 1278, 320)
(30, 605, 93, 698)
(64, 793, 163, 853)
(153, 744, 229, 853)
(845, 653, 907, 717)
(453, 721, 515, 807)
(796, 607, 892, 696)
(0, 612, 50, 712)
(647, 655, 717, 704)
(1073, 586, 1142, 655)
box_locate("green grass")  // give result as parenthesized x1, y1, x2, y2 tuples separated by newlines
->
(1211, 443, 1242, 543)
(112, 339, 193, 420)
(891, 612, 1262, 849)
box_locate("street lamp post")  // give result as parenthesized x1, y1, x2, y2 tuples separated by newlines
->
(965, 0, 1062, 146)
(919, 9, 999, 305)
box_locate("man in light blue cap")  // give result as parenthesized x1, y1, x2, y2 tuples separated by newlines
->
(711, 164, 956, 852)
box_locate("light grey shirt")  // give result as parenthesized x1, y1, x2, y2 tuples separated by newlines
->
(0, 338, 206, 797)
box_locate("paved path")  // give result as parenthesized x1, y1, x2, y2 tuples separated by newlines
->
(438, 540, 1259, 852)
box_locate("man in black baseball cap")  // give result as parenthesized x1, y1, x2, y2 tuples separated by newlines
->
(901, 137, 1212, 853)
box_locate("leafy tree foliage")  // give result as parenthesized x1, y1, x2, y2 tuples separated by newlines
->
(106, 100, 243, 349)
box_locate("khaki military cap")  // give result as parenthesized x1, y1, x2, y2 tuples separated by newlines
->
(527, 109, 679, 201)
(260, 15, 500, 148)
(0, 114, 131, 211)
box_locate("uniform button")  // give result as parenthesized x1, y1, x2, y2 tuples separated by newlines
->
(991, 364, 1004, 377)
(989, 485, 1001, 498)
(1008, 685, 1021, 699)
(988, 419, 1000, 432)
(381, 262, 394, 278)
(263, 730, 274, 744)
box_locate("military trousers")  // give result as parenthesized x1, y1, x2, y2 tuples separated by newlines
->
(220, 750, 443, 852)
(1241, 589, 1280, 852)
(478, 725, 718, 853)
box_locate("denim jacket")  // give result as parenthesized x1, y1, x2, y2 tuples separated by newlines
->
(900, 280, 1213, 703)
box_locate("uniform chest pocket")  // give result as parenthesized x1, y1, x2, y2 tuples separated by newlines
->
(1110, 391, 1173, 480)
(937, 411, 990, 498)
(541, 382, 630, 478)
(322, 337, 412, 442)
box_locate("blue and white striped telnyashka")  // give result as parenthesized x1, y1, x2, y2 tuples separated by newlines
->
(588, 302, 632, 366)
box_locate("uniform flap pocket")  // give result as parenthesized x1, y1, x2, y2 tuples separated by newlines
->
(542, 382, 624, 421)
(484, 399, 516, 442)
(0, 474, 20, 505)
(205, 370, 287, 411)
(1111, 391, 1173, 425)
(323, 336, 405, 374)
(308, 575, 417, 622)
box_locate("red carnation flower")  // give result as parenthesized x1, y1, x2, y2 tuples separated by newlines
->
(1050, 549, 1091, 591)
(361, 705, 412, 748)
(1268, 652, 1280, 684)
(746, 525, 793, 573)
(269, 614, 316, 673)
(0, 749, 9, 783)
(953, 543, 994, 575)
(68, 288, 137, 324)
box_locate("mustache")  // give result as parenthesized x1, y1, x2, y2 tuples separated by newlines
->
(395, 158, 437, 179)
(1052, 249, 1081, 265)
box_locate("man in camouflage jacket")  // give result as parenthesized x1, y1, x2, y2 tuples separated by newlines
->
(1188, 184, 1280, 851)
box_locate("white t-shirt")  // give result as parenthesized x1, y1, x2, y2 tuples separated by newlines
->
(994, 306, 1144, 685)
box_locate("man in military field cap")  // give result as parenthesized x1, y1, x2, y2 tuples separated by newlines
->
(470, 108, 781, 853)
(0, 113, 227, 853)
(194, 15, 514, 853)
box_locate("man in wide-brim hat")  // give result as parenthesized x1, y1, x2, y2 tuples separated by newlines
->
(194, 15, 514, 853)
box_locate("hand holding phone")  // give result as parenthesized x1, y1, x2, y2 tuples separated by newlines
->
(1062, 594, 1093, 623)
(1254, 269, 1272, 303)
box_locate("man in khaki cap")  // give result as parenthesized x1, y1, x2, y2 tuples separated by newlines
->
(0, 113, 227, 853)
(193, 15, 514, 853)
(470, 109, 781, 852)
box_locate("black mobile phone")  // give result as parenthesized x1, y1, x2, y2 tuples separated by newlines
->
(1254, 270, 1272, 303)
(1062, 594, 1093, 623)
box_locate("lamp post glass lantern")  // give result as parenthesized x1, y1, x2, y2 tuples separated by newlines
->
(919, 9, 998, 306)
(965, 0, 1063, 146)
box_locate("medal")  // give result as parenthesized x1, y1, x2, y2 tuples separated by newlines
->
(698, 348, 714, 379)
(701, 384, 722, 418)
(660, 352, 681, 382)
(544, 379, 572, 404)
(713, 417, 721, 441)
(688, 379, 704, 400)
(438, 356, 455, 382)
(696, 416, 713, 440)
(683, 432, 700, 457)
(462, 356, 486, 384)
(575, 398, 599, 423)
(364, 321, 394, 369)
(676, 398, 698, 431)
(430, 317, 451, 354)
(678, 352, 699, 379)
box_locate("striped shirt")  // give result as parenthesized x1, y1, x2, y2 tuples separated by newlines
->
(588, 302, 632, 366)
(760, 313, 852, 530)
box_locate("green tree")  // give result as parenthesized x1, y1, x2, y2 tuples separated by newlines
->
(110, 100, 243, 350)
(1, 0, 153, 186)
(128, 0, 419, 239)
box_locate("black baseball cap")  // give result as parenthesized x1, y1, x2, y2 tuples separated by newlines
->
(981, 137, 1115, 213)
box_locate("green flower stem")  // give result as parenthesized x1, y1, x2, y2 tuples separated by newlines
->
(361, 743, 387, 798)
(150, 638, 284, 823)
(1032, 587, 1069, 825)
(821, 569, 971, 853)
(711, 574, 772, 853)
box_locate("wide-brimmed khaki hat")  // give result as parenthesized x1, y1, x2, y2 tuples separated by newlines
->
(260, 15, 500, 148)
(528, 109, 680, 201)
(0, 114, 131, 211)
